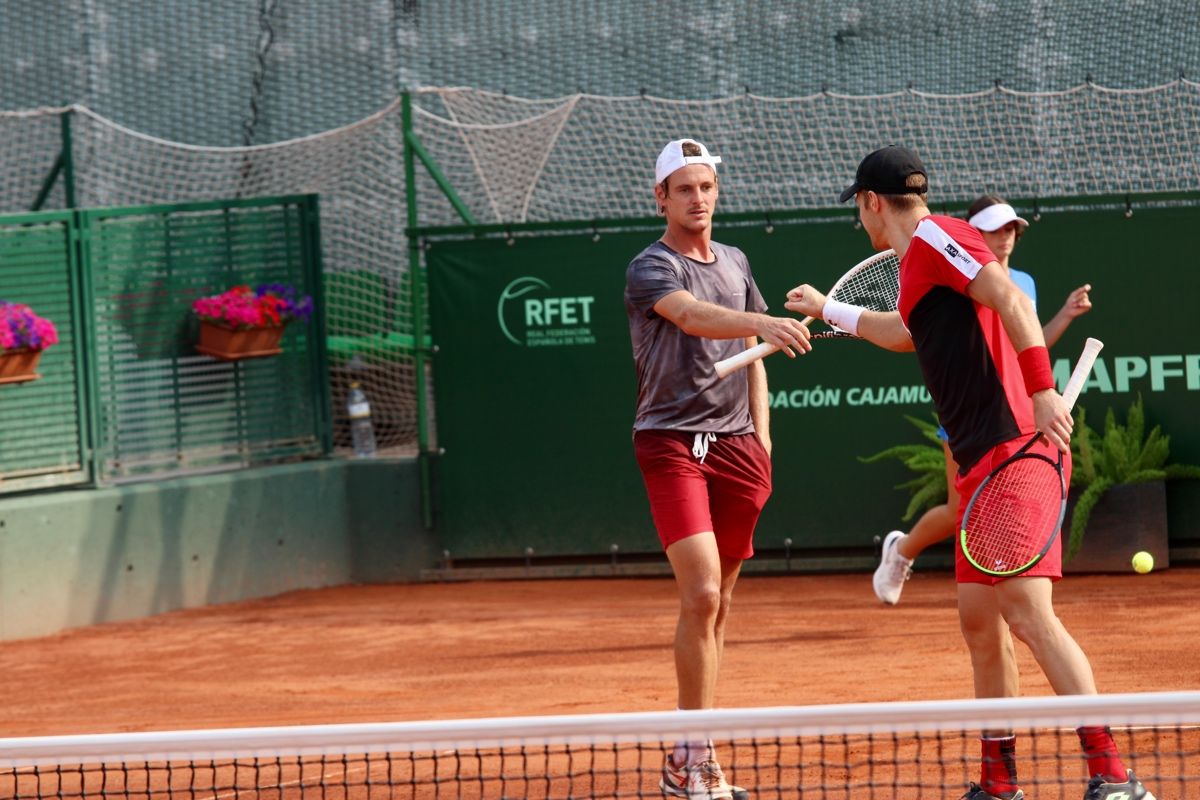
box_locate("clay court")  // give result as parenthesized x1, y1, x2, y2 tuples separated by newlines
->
(1, 566, 1195, 736)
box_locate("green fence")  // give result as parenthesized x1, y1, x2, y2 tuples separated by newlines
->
(0, 195, 329, 492)
(425, 199, 1200, 561)
(0, 211, 89, 492)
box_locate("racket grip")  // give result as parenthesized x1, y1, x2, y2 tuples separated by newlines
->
(1061, 337, 1104, 410)
(715, 342, 778, 379)
(713, 315, 817, 379)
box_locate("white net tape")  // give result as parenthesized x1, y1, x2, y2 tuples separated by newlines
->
(0, 692, 1197, 800)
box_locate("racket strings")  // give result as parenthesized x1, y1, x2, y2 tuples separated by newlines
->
(825, 253, 901, 315)
(962, 457, 1064, 572)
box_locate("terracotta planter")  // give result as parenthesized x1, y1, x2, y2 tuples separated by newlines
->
(0, 348, 43, 384)
(1063, 481, 1169, 573)
(196, 321, 285, 361)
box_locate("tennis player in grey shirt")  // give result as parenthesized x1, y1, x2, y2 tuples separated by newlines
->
(624, 138, 811, 800)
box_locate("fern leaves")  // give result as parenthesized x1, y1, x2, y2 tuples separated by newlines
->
(1067, 393, 1200, 559)
(859, 414, 946, 522)
(1070, 394, 1185, 486)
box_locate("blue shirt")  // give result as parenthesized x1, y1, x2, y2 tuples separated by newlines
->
(1009, 267, 1037, 313)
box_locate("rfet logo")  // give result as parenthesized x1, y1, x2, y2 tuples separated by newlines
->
(497, 277, 597, 347)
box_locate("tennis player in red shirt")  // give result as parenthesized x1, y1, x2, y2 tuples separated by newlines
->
(784, 146, 1154, 800)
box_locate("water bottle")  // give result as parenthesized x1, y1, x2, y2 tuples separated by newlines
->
(347, 380, 377, 458)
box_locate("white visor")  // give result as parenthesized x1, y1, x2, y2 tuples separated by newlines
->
(969, 203, 1029, 232)
(655, 138, 722, 184)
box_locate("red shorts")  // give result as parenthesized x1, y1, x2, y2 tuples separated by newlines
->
(633, 430, 772, 560)
(954, 435, 1072, 584)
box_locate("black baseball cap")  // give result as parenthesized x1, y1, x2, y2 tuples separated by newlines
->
(838, 146, 928, 203)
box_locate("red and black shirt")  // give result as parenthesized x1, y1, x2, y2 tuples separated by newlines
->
(898, 215, 1036, 472)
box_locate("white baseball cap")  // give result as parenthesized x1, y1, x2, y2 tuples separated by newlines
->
(655, 138, 722, 184)
(969, 202, 1029, 232)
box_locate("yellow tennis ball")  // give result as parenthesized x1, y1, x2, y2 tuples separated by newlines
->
(1131, 551, 1154, 574)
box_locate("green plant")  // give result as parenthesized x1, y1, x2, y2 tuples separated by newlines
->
(1067, 394, 1200, 561)
(859, 413, 946, 521)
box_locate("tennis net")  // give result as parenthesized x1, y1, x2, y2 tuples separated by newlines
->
(0, 692, 1195, 799)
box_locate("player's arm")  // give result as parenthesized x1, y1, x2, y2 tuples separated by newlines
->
(783, 284, 914, 352)
(746, 338, 771, 455)
(965, 263, 1073, 450)
(1041, 283, 1092, 348)
(653, 290, 813, 356)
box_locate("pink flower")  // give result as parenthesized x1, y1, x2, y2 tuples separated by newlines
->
(0, 301, 57, 352)
(192, 284, 311, 329)
(33, 318, 58, 348)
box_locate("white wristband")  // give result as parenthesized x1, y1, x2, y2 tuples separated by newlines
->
(822, 299, 865, 335)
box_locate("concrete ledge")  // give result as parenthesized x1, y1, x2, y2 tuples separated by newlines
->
(0, 458, 429, 641)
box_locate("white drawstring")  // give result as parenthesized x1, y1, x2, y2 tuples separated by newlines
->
(691, 432, 716, 464)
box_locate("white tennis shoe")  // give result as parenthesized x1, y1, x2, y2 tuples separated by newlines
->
(660, 753, 747, 800)
(874, 530, 913, 605)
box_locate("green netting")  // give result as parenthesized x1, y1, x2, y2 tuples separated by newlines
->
(84, 197, 327, 481)
(0, 212, 88, 491)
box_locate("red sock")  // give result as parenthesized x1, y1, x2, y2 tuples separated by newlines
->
(980, 736, 1020, 797)
(1077, 725, 1127, 783)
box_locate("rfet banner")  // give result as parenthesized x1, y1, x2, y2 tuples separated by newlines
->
(427, 205, 1200, 560)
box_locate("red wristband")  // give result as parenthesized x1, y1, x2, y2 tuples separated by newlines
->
(1017, 345, 1054, 396)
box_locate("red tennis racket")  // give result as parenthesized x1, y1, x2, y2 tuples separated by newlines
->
(959, 337, 1104, 577)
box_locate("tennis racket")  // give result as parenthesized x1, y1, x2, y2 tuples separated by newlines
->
(714, 249, 901, 379)
(959, 337, 1104, 577)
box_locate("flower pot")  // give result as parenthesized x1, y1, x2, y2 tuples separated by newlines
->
(1063, 481, 1169, 573)
(0, 348, 43, 384)
(195, 321, 285, 361)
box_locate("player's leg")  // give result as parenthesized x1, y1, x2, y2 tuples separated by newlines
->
(955, 447, 1021, 800)
(874, 442, 961, 603)
(671, 432, 768, 800)
(635, 430, 746, 799)
(957, 582, 1022, 799)
(705, 433, 767, 667)
(663, 537, 745, 800)
(994, 577, 1095, 694)
(993, 577, 1152, 796)
(958, 583, 1019, 698)
(712, 553, 743, 671)
(666, 533, 727, 710)
(633, 432, 724, 708)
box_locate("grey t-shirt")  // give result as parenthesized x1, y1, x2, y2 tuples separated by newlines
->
(625, 240, 768, 433)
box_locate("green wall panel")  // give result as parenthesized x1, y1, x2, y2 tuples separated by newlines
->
(429, 233, 648, 558)
(428, 204, 1200, 559)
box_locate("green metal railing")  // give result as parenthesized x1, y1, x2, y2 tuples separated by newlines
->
(0, 195, 328, 492)
(0, 210, 89, 492)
